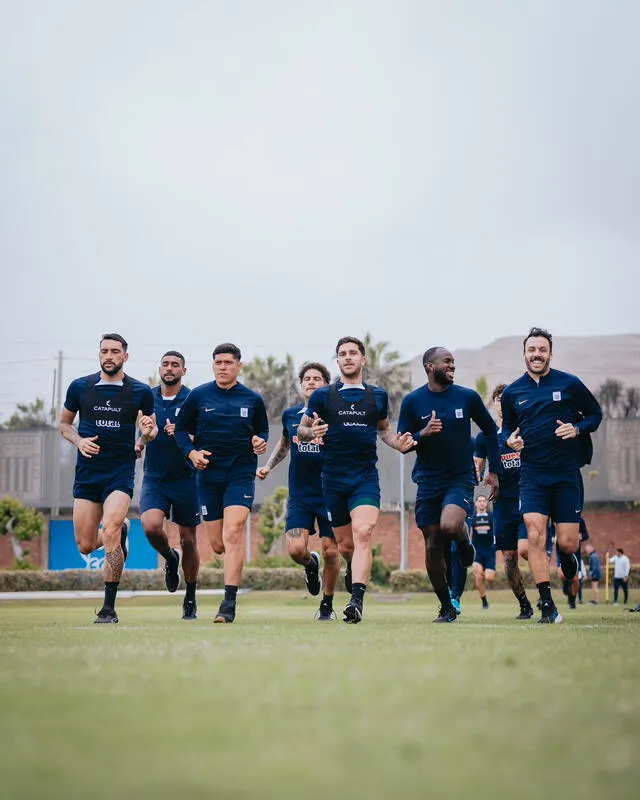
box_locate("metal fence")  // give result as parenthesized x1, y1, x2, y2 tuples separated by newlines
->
(1, 420, 639, 510)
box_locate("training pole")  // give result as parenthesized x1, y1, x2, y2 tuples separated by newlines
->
(605, 551, 610, 603)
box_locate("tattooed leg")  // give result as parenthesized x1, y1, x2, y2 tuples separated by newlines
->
(105, 547, 125, 582)
(503, 551, 525, 597)
(286, 528, 311, 566)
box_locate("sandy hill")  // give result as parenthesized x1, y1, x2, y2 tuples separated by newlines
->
(409, 334, 640, 393)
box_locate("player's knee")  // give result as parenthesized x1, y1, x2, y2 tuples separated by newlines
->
(77, 541, 94, 555)
(322, 540, 339, 565)
(486, 571, 495, 584)
(179, 530, 197, 550)
(352, 523, 374, 545)
(440, 520, 462, 538)
(286, 537, 306, 560)
(338, 541, 354, 559)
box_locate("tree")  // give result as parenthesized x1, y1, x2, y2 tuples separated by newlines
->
(242, 354, 298, 419)
(623, 386, 640, 418)
(258, 487, 289, 555)
(596, 378, 624, 418)
(0, 496, 45, 566)
(3, 398, 54, 429)
(475, 375, 490, 405)
(361, 332, 411, 417)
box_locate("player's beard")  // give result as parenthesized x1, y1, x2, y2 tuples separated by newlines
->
(101, 359, 124, 376)
(433, 367, 454, 386)
(526, 354, 550, 374)
(161, 375, 180, 386)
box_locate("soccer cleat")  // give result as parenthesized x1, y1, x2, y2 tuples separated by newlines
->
(304, 551, 322, 596)
(538, 602, 563, 624)
(164, 548, 182, 593)
(214, 600, 236, 623)
(516, 605, 534, 620)
(481, 596, 490, 610)
(433, 606, 457, 623)
(120, 518, 130, 562)
(562, 579, 571, 596)
(456, 534, 476, 569)
(342, 596, 363, 624)
(94, 606, 118, 624)
(182, 599, 197, 621)
(451, 596, 462, 616)
(568, 594, 576, 609)
(344, 561, 353, 594)
(316, 600, 336, 621)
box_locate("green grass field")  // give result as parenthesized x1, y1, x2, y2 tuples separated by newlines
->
(1, 590, 638, 800)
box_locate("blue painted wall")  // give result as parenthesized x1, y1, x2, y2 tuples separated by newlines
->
(49, 519, 157, 570)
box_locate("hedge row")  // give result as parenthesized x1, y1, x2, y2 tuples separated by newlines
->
(1, 566, 638, 593)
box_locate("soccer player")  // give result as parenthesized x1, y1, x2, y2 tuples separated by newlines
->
(297, 336, 413, 624)
(59, 334, 155, 623)
(585, 544, 602, 604)
(501, 327, 603, 623)
(474, 384, 534, 619)
(137, 351, 200, 620)
(397, 347, 500, 623)
(470, 494, 495, 609)
(175, 343, 268, 623)
(257, 362, 339, 620)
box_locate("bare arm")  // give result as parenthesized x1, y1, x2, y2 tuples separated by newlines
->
(257, 434, 289, 479)
(377, 418, 415, 452)
(60, 407, 100, 458)
(474, 456, 486, 483)
(297, 413, 328, 442)
(137, 410, 157, 444)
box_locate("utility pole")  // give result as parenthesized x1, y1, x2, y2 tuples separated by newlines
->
(51, 351, 63, 517)
(399, 451, 407, 570)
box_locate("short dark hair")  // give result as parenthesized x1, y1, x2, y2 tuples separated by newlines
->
(476, 493, 487, 500)
(298, 362, 331, 384)
(100, 333, 128, 352)
(336, 336, 365, 356)
(422, 346, 445, 368)
(523, 327, 553, 353)
(213, 343, 241, 361)
(161, 350, 185, 365)
(617, 548, 624, 554)
(491, 383, 508, 402)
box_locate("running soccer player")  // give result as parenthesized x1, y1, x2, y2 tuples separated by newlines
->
(257, 362, 340, 620)
(137, 351, 201, 620)
(59, 334, 155, 623)
(397, 347, 500, 623)
(297, 336, 413, 624)
(470, 494, 495, 609)
(501, 327, 603, 624)
(474, 383, 534, 619)
(175, 343, 268, 624)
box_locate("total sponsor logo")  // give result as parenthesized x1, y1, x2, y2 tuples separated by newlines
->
(501, 451, 520, 469)
(292, 435, 323, 453)
(96, 419, 121, 428)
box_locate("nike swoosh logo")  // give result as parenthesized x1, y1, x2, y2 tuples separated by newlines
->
(518, 400, 527, 405)
(421, 415, 430, 419)
(204, 407, 215, 412)
(244, 494, 253, 499)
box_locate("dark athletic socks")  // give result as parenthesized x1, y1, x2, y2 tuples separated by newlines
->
(224, 585, 238, 603)
(104, 581, 118, 609)
(185, 582, 197, 603)
(536, 581, 552, 604)
(352, 583, 366, 602)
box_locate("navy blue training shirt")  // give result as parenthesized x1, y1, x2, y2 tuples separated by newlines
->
(501, 369, 602, 472)
(282, 403, 324, 512)
(174, 381, 269, 482)
(475, 430, 520, 499)
(64, 374, 154, 469)
(143, 385, 193, 481)
(471, 510, 494, 548)
(397, 384, 499, 487)
(305, 382, 388, 488)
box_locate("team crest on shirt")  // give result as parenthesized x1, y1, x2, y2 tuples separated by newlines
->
(455, 408, 463, 418)
(553, 391, 562, 401)
(240, 407, 248, 417)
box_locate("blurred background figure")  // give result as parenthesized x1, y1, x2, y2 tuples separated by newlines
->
(609, 548, 631, 606)
(585, 544, 602, 604)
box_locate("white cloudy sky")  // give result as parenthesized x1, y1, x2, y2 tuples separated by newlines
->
(1, 1, 638, 420)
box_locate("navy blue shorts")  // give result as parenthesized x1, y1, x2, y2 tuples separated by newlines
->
(73, 465, 135, 504)
(199, 478, 255, 522)
(286, 500, 334, 539)
(415, 478, 474, 528)
(473, 544, 496, 571)
(140, 476, 200, 528)
(323, 471, 380, 529)
(493, 496, 526, 552)
(520, 468, 584, 523)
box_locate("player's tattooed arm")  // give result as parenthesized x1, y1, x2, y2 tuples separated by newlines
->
(378, 418, 415, 452)
(257, 435, 289, 479)
(297, 413, 328, 442)
(59, 407, 101, 457)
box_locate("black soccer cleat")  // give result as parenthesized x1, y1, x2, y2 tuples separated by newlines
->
(214, 600, 236, 624)
(164, 548, 182, 593)
(304, 551, 322, 596)
(182, 599, 197, 621)
(94, 606, 118, 624)
(481, 596, 490, 610)
(316, 599, 336, 621)
(120, 518, 130, 562)
(342, 596, 363, 624)
(456, 534, 476, 569)
(344, 561, 353, 594)
(433, 605, 457, 623)
(568, 594, 577, 609)
(538, 601, 563, 624)
(516, 605, 534, 620)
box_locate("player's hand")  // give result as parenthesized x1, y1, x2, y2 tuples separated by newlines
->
(189, 449, 211, 470)
(555, 420, 577, 440)
(420, 410, 442, 437)
(396, 432, 415, 452)
(310, 413, 328, 438)
(506, 427, 524, 451)
(139, 415, 155, 437)
(78, 436, 100, 457)
(134, 440, 145, 459)
(256, 466, 270, 480)
(252, 436, 267, 455)
(484, 472, 499, 502)
(164, 418, 176, 437)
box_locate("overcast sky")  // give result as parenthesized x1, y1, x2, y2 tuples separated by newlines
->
(1, 1, 638, 421)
